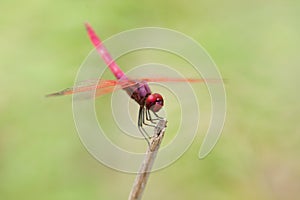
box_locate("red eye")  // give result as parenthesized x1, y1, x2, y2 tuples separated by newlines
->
(145, 93, 164, 112)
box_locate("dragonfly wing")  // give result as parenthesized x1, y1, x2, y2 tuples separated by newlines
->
(46, 79, 118, 97)
(139, 77, 221, 83)
(46, 79, 140, 97)
(95, 79, 139, 96)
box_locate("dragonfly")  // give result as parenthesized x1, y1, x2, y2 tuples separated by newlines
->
(47, 23, 214, 143)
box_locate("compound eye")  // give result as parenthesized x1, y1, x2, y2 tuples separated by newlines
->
(145, 93, 164, 112)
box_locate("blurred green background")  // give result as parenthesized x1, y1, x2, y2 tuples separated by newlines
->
(1, 0, 300, 199)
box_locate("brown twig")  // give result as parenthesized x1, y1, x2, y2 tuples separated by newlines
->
(128, 119, 167, 200)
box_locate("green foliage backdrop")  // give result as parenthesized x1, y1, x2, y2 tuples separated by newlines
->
(1, 0, 299, 199)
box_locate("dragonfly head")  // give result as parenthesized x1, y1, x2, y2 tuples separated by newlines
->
(145, 93, 164, 112)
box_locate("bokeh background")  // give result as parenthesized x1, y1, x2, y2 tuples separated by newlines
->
(1, 0, 299, 199)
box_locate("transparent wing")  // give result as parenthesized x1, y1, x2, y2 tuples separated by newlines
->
(46, 77, 221, 97)
(140, 77, 222, 83)
(46, 79, 139, 97)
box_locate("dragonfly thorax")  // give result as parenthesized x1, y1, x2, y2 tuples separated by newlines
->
(145, 93, 164, 112)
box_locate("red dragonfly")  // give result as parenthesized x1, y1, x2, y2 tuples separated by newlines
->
(47, 23, 213, 143)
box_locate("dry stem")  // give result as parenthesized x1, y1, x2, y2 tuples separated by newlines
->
(128, 119, 167, 200)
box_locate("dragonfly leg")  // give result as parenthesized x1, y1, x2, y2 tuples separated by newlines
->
(151, 110, 164, 119)
(143, 109, 156, 126)
(145, 109, 159, 124)
(146, 109, 163, 124)
(138, 126, 150, 146)
(138, 107, 151, 145)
